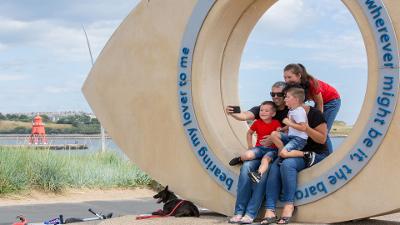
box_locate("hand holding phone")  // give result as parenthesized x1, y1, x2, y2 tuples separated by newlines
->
(231, 106, 241, 113)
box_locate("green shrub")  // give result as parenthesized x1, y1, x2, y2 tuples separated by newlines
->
(0, 147, 152, 195)
(29, 155, 68, 192)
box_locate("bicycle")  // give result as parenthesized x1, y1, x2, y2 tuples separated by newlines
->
(12, 208, 113, 225)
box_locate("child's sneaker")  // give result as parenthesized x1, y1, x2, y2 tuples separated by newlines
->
(240, 215, 254, 224)
(229, 157, 242, 166)
(228, 215, 242, 223)
(304, 151, 316, 167)
(248, 171, 261, 183)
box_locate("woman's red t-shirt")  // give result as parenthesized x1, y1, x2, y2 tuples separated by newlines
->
(308, 79, 340, 103)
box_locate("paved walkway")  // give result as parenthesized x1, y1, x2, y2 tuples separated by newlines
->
(1, 198, 157, 225)
(2, 188, 400, 225)
(75, 212, 400, 225)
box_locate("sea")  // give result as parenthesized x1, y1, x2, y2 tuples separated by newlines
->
(0, 134, 345, 158)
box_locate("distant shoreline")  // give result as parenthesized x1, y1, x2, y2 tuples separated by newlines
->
(0, 134, 110, 139)
(0, 133, 348, 138)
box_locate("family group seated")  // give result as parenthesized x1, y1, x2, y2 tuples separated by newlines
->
(226, 63, 341, 224)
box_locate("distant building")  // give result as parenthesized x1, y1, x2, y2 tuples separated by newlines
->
(6, 111, 97, 122)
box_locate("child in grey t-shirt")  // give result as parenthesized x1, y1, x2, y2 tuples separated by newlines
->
(271, 87, 308, 158)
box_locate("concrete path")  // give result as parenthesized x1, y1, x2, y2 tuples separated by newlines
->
(1, 198, 157, 225)
(75, 212, 400, 225)
(4, 200, 400, 225)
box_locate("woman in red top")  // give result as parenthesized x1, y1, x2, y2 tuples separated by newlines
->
(283, 63, 341, 154)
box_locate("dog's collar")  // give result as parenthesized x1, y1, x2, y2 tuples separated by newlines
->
(165, 198, 179, 205)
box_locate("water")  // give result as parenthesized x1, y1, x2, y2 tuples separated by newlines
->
(0, 135, 126, 156)
(0, 135, 346, 153)
(331, 136, 345, 149)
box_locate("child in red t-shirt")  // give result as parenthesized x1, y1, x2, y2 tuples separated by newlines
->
(229, 101, 281, 183)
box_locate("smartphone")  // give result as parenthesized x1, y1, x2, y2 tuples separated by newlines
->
(231, 106, 241, 113)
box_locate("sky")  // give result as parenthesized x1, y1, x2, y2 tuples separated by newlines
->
(239, 0, 367, 125)
(0, 0, 367, 125)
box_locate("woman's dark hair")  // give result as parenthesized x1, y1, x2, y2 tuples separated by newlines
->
(283, 83, 303, 94)
(283, 63, 319, 99)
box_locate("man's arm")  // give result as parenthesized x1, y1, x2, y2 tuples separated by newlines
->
(225, 106, 255, 121)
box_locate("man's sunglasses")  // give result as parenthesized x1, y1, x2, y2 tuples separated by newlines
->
(270, 92, 285, 97)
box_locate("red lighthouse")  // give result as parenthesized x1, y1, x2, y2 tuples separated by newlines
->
(29, 114, 48, 145)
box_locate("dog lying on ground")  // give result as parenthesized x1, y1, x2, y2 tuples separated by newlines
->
(152, 186, 200, 217)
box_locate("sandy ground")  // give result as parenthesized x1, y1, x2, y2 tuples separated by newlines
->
(0, 188, 156, 207)
(2, 188, 400, 225)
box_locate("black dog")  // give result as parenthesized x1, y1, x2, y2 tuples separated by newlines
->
(152, 186, 200, 217)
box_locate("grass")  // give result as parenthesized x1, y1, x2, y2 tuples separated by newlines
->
(331, 121, 352, 136)
(0, 120, 73, 130)
(0, 147, 152, 195)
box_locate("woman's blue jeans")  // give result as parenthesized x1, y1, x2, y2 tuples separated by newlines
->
(265, 154, 327, 209)
(234, 160, 268, 218)
(323, 98, 341, 153)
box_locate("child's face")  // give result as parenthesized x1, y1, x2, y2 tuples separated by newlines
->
(259, 104, 276, 121)
(284, 70, 301, 85)
(284, 92, 300, 109)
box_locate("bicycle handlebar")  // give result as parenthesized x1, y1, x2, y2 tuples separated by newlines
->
(88, 208, 105, 219)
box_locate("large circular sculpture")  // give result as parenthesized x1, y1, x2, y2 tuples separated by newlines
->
(83, 0, 399, 223)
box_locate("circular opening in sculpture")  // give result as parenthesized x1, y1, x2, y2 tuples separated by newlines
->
(238, 0, 367, 152)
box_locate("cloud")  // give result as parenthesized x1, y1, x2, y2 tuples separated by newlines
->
(240, 60, 282, 71)
(0, 0, 140, 23)
(44, 86, 74, 94)
(0, 59, 26, 71)
(0, 16, 120, 65)
(246, 0, 366, 69)
(0, 0, 138, 62)
(256, 0, 355, 36)
(304, 32, 367, 68)
(34, 22, 100, 62)
(258, 0, 314, 34)
(259, 0, 344, 36)
(245, 31, 366, 69)
(0, 42, 8, 52)
(240, 0, 367, 124)
(0, 0, 143, 113)
(0, 17, 33, 45)
(80, 20, 121, 59)
(0, 17, 28, 30)
(0, 74, 26, 81)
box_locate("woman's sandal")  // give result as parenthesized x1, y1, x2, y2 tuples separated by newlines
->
(260, 216, 277, 224)
(277, 216, 291, 224)
(277, 205, 296, 224)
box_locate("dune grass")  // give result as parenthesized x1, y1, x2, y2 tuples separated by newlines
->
(0, 120, 73, 130)
(0, 147, 152, 195)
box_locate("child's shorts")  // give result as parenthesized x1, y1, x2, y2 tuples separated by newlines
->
(280, 133, 307, 151)
(250, 146, 278, 161)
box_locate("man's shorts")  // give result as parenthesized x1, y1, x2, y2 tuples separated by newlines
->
(250, 146, 278, 160)
(280, 133, 307, 151)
